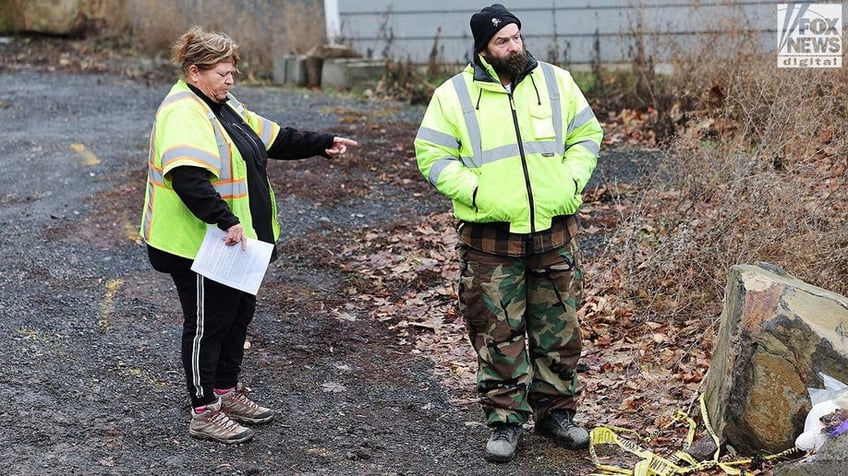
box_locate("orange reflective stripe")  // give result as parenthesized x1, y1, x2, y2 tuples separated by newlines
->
(254, 116, 276, 146)
(213, 178, 248, 199)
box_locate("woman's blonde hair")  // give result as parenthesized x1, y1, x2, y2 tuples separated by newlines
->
(172, 26, 240, 78)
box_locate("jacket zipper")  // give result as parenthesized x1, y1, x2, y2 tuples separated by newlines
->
(509, 91, 536, 235)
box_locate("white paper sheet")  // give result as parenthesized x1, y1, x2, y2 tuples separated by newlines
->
(190, 225, 273, 295)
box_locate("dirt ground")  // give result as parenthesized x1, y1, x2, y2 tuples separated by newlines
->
(0, 37, 651, 475)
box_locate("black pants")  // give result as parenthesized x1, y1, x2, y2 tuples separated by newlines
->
(171, 271, 256, 407)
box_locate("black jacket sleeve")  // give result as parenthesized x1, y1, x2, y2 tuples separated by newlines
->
(267, 127, 335, 160)
(169, 166, 240, 231)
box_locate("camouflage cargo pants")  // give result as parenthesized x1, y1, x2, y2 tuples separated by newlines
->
(458, 240, 585, 426)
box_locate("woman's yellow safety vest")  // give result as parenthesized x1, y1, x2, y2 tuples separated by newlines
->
(140, 80, 281, 259)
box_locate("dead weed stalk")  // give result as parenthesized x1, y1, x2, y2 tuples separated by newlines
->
(603, 33, 848, 329)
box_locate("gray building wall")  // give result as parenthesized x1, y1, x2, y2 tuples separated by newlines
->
(333, 1, 796, 67)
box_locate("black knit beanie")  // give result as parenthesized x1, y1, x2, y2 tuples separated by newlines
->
(470, 4, 521, 53)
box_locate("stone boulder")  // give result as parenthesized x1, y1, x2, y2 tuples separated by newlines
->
(0, 0, 126, 36)
(702, 263, 848, 455)
(775, 434, 848, 475)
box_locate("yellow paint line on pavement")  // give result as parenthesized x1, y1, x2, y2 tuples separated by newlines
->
(19, 327, 51, 345)
(124, 218, 140, 243)
(70, 143, 101, 166)
(98, 278, 124, 332)
(116, 359, 170, 388)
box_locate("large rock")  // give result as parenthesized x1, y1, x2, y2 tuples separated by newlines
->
(702, 263, 848, 454)
(0, 0, 126, 36)
(775, 434, 848, 475)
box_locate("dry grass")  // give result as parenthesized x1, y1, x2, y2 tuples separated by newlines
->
(125, 0, 325, 80)
(598, 8, 848, 324)
(125, 1, 185, 55)
(282, 0, 326, 55)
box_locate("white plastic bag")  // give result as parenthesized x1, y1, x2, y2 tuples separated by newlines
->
(795, 372, 848, 451)
(808, 372, 848, 406)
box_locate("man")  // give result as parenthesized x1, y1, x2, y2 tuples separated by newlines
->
(414, 4, 603, 463)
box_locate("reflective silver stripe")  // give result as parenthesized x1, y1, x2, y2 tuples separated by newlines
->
(161, 91, 194, 107)
(191, 274, 205, 400)
(484, 143, 520, 164)
(213, 180, 248, 199)
(451, 75, 482, 168)
(416, 126, 459, 150)
(207, 110, 228, 160)
(428, 156, 461, 187)
(567, 138, 601, 157)
(227, 93, 245, 115)
(142, 128, 157, 239)
(417, 126, 465, 186)
(255, 116, 275, 147)
(148, 167, 165, 184)
(206, 110, 234, 186)
(161, 145, 221, 172)
(568, 106, 597, 136)
(142, 177, 157, 240)
(523, 140, 560, 157)
(480, 140, 559, 165)
(142, 180, 155, 240)
(540, 62, 564, 156)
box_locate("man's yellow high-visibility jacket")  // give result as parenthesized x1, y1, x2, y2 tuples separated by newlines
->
(415, 55, 603, 235)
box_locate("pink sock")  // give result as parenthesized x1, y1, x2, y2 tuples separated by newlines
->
(194, 405, 207, 413)
(214, 387, 235, 396)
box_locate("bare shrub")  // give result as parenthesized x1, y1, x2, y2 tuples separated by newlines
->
(125, 0, 325, 80)
(125, 0, 187, 55)
(600, 7, 848, 325)
(371, 23, 457, 105)
(283, 0, 326, 55)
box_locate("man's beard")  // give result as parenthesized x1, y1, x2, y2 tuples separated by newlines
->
(486, 48, 528, 80)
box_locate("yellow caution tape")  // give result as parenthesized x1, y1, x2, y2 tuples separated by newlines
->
(588, 394, 803, 475)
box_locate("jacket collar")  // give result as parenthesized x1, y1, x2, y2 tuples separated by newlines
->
(472, 51, 539, 86)
(185, 81, 229, 112)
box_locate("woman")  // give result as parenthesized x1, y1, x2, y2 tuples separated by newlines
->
(140, 26, 358, 444)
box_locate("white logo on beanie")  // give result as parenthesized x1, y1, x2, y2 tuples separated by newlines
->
(491, 18, 501, 27)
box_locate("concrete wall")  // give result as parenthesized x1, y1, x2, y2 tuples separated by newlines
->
(330, 0, 807, 67)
